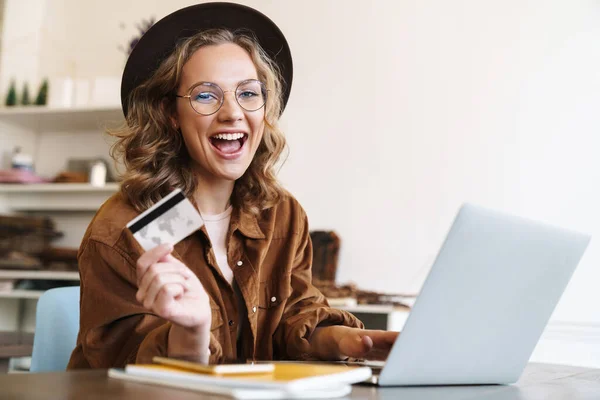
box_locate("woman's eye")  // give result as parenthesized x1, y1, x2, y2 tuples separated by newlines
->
(239, 91, 258, 98)
(194, 92, 218, 102)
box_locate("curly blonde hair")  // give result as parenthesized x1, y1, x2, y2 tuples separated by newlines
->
(110, 29, 287, 215)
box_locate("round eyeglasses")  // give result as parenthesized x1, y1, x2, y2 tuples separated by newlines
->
(175, 79, 268, 116)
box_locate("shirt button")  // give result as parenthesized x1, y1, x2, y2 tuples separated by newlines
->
(228, 320, 234, 326)
(236, 260, 243, 267)
(252, 306, 257, 313)
(271, 296, 277, 303)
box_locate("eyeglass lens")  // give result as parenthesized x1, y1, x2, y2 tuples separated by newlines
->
(189, 80, 267, 115)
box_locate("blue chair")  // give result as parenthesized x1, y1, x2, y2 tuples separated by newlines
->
(30, 286, 80, 372)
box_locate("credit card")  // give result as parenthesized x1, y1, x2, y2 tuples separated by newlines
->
(126, 189, 204, 251)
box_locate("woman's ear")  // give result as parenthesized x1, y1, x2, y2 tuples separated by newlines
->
(170, 115, 179, 131)
(161, 97, 179, 131)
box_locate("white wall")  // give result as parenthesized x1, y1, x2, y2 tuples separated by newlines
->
(3, 0, 600, 328)
(0, 0, 45, 98)
(0, 0, 44, 167)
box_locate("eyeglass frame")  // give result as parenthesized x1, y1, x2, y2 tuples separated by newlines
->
(175, 79, 269, 116)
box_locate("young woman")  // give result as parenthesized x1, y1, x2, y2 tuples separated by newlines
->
(68, 2, 397, 368)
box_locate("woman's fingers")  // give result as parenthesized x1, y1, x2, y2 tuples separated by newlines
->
(361, 330, 399, 346)
(152, 284, 182, 319)
(140, 273, 188, 310)
(161, 253, 181, 264)
(136, 243, 174, 284)
(361, 335, 374, 351)
(338, 332, 372, 358)
(136, 261, 191, 301)
(338, 329, 399, 360)
(135, 249, 212, 330)
(360, 331, 399, 360)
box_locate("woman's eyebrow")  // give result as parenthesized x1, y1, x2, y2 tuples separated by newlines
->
(186, 78, 259, 91)
(186, 80, 212, 90)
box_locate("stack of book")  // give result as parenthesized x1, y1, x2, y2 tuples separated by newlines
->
(109, 357, 372, 399)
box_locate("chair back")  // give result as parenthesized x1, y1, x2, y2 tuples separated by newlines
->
(30, 286, 80, 372)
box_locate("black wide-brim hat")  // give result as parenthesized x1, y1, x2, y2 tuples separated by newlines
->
(120, 2, 293, 118)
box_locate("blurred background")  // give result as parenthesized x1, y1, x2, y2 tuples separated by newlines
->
(0, 0, 599, 371)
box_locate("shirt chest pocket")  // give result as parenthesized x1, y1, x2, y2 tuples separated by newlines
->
(258, 273, 292, 310)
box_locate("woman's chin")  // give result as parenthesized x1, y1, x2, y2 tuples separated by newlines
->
(214, 166, 249, 182)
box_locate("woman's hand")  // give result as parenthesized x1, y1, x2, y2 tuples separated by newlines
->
(136, 243, 212, 361)
(311, 326, 399, 361)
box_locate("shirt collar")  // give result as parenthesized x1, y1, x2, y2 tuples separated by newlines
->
(230, 206, 265, 239)
(173, 205, 265, 260)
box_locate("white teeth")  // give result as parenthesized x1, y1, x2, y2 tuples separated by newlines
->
(213, 133, 245, 140)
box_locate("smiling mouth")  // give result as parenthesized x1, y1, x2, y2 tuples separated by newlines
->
(209, 132, 249, 155)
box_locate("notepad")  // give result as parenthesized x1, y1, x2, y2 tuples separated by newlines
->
(108, 361, 371, 399)
(152, 356, 275, 375)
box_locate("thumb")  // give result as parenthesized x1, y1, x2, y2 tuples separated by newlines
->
(160, 252, 180, 263)
(148, 243, 174, 262)
(137, 243, 174, 278)
(154, 243, 176, 263)
(340, 332, 374, 358)
(361, 335, 374, 351)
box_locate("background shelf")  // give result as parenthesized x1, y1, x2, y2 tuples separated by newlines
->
(0, 291, 44, 300)
(0, 106, 124, 132)
(0, 270, 79, 281)
(0, 183, 119, 212)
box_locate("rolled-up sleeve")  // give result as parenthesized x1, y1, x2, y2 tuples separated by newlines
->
(272, 210, 364, 360)
(68, 239, 223, 369)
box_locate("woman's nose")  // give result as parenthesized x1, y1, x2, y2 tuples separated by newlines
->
(217, 91, 244, 121)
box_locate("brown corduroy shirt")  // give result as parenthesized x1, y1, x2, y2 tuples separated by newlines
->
(67, 192, 363, 368)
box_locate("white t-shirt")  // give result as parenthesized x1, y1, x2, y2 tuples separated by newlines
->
(203, 206, 246, 347)
(203, 206, 234, 284)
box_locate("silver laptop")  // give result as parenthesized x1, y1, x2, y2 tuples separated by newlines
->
(373, 203, 590, 386)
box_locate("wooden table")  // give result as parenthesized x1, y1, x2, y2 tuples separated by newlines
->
(0, 331, 33, 373)
(1, 363, 600, 399)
